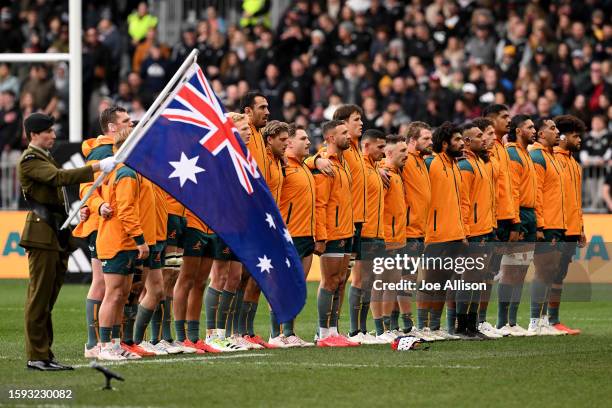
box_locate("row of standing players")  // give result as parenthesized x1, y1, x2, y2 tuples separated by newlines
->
(77, 95, 586, 360)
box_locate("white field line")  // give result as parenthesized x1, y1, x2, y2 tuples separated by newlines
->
(250, 361, 482, 370)
(71, 352, 270, 368)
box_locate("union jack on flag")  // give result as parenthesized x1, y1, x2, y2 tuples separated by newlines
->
(123, 62, 306, 323)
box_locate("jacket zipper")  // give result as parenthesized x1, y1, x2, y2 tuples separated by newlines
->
(433, 210, 437, 231)
(301, 163, 315, 237)
(286, 202, 293, 225)
(391, 216, 395, 237)
(335, 206, 339, 227)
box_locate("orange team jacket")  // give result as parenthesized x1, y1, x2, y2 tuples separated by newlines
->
(165, 193, 185, 217)
(529, 142, 567, 230)
(313, 151, 353, 242)
(96, 164, 144, 260)
(506, 142, 538, 219)
(72, 135, 114, 238)
(153, 184, 168, 242)
(247, 124, 268, 177)
(265, 148, 284, 204)
(185, 209, 214, 234)
(483, 154, 499, 231)
(383, 162, 406, 248)
(402, 151, 431, 239)
(490, 139, 520, 224)
(361, 154, 385, 239)
(458, 150, 495, 237)
(280, 155, 316, 238)
(554, 146, 583, 235)
(425, 152, 468, 243)
(137, 175, 157, 245)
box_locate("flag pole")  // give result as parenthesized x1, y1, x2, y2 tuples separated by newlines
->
(61, 49, 200, 229)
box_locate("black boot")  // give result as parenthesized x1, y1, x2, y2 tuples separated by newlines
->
(467, 312, 487, 340)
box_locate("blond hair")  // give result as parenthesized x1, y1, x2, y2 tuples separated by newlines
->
(262, 120, 289, 142)
(228, 112, 246, 123)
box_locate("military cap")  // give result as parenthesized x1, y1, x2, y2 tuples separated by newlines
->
(24, 113, 54, 135)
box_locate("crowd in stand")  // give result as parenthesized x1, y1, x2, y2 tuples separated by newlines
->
(0, 0, 610, 210)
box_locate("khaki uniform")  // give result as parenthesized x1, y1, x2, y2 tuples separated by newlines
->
(18, 144, 93, 361)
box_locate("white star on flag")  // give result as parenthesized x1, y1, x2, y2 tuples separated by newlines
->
(265, 213, 276, 229)
(257, 255, 273, 274)
(283, 228, 293, 243)
(168, 152, 205, 187)
(285, 258, 291, 268)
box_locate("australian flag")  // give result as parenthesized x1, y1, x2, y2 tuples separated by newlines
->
(123, 63, 306, 322)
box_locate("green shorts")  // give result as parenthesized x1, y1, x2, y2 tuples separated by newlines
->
(351, 222, 363, 256)
(293, 236, 315, 258)
(214, 235, 239, 261)
(404, 237, 425, 257)
(101, 250, 138, 275)
(519, 207, 537, 242)
(358, 238, 386, 261)
(144, 243, 164, 269)
(87, 231, 98, 259)
(183, 228, 215, 258)
(167, 214, 187, 248)
(494, 219, 515, 242)
(467, 233, 491, 243)
(324, 237, 353, 254)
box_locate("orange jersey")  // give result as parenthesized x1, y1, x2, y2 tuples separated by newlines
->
(361, 154, 385, 239)
(530, 143, 566, 230)
(280, 155, 316, 238)
(402, 151, 431, 238)
(72, 135, 114, 238)
(166, 194, 185, 217)
(490, 139, 519, 223)
(313, 151, 353, 242)
(458, 150, 495, 237)
(483, 154, 499, 230)
(383, 163, 406, 248)
(153, 184, 168, 242)
(345, 138, 367, 223)
(96, 164, 144, 259)
(506, 142, 538, 217)
(425, 152, 468, 243)
(554, 146, 583, 235)
(247, 124, 268, 176)
(137, 175, 157, 245)
(265, 148, 284, 204)
(185, 209, 213, 234)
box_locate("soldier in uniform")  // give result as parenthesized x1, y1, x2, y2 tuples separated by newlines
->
(18, 113, 116, 371)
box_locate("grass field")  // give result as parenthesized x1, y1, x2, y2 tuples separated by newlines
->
(1, 279, 611, 407)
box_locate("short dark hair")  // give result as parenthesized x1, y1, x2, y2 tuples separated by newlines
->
(554, 114, 586, 135)
(362, 128, 385, 141)
(482, 104, 509, 118)
(288, 123, 306, 138)
(332, 104, 363, 121)
(534, 116, 553, 135)
(471, 117, 493, 131)
(322, 120, 345, 137)
(432, 121, 459, 153)
(405, 121, 431, 140)
(239, 90, 266, 113)
(385, 133, 406, 145)
(99, 106, 128, 134)
(508, 114, 531, 142)
(461, 121, 479, 134)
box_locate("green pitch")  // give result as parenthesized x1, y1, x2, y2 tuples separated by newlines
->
(1, 280, 611, 407)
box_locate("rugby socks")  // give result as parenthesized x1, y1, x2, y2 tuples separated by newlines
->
(374, 318, 385, 336)
(530, 281, 547, 319)
(390, 309, 400, 331)
(204, 287, 221, 331)
(162, 296, 173, 341)
(401, 312, 413, 333)
(85, 299, 101, 349)
(348, 286, 363, 336)
(187, 320, 200, 342)
(478, 280, 493, 323)
(359, 288, 371, 333)
(150, 300, 164, 343)
(497, 283, 512, 328)
(382, 315, 391, 332)
(122, 304, 137, 344)
(330, 288, 341, 329)
(175, 319, 187, 342)
(134, 305, 154, 344)
(508, 283, 524, 326)
(237, 301, 250, 336)
(230, 290, 244, 337)
(100, 326, 112, 343)
(548, 287, 563, 324)
(243, 301, 258, 337)
(446, 304, 457, 334)
(270, 310, 281, 338)
(282, 319, 295, 337)
(429, 306, 442, 331)
(217, 290, 235, 334)
(317, 288, 334, 330)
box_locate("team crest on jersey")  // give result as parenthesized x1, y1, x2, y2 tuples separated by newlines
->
(223, 247, 230, 254)
(192, 241, 202, 250)
(339, 240, 345, 248)
(168, 230, 177, 239)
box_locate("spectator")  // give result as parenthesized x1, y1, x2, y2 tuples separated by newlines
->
(20, 64, 57, 115)
(580, 115, 611, 209)
(127, 1, 158, 46)
(0, 90, 22, 152)
(465, 23, 496, 66)
(259, 64, 283, 120)
(0, 7, 24, 53)
(0, 64, 20, 98)
(132, 28, 170, 74)
(602, 170, 612, 214)
(140, 43, 171, 95)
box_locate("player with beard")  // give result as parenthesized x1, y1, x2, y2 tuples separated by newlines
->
(421, 122, 467, 341)
(550, 115, 586, 335)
